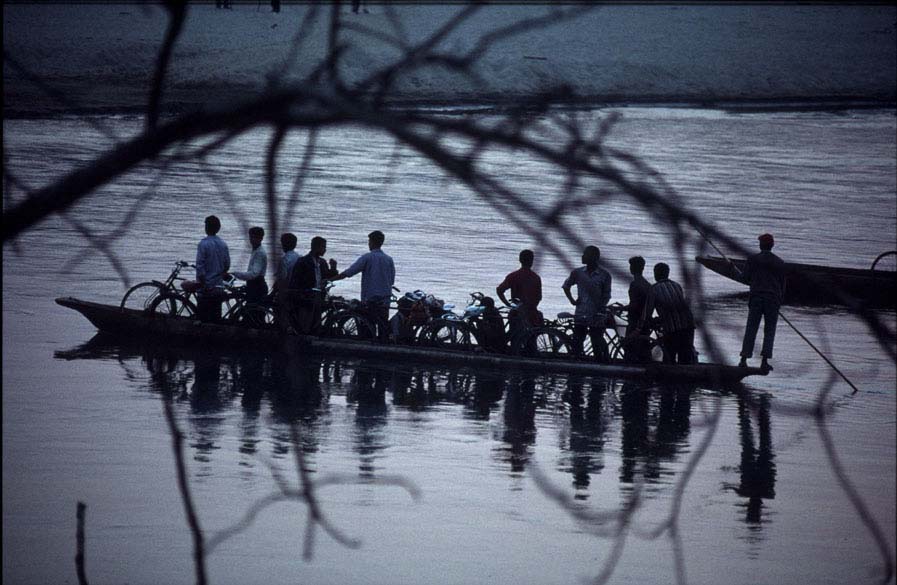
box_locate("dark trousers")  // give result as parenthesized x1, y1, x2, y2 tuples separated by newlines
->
(291, 291, 323, 335)
(245, 279, 269, 305)
(369, 302, 389, 341)
(197, 293, 224, 323)
(661, 327, 696, 364)
(741, 295, 780, 359)
(572, 323, 609, 362)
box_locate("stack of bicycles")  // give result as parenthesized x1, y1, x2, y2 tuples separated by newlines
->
(119, 260, 275, 328)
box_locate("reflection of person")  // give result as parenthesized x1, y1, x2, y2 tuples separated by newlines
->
(562, 245, 611, 361)
(565, 377, 607, 496)
(195, 215, 231, 322)
(331, 230, 395, 338)
(738, 234, 786, 372)
(638, 263, 696, 364)
(735, 393, 776, 524)
(501, 378, 537, 474)
(289, 236, 338, 334)
(229, 226, 268, 304)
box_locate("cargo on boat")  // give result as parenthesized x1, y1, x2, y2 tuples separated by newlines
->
(57, 297, 767, 385)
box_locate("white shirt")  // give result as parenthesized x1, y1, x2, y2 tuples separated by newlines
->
(235, 246, 267, 282)
(278, 250, 300, 283)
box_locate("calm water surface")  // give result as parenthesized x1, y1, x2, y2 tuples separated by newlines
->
(3, 108, 896, 585)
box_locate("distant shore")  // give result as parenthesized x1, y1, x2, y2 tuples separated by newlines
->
(4, 3, 895, 118)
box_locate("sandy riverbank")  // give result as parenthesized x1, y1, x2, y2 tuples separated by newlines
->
(4, 3, 896, 116)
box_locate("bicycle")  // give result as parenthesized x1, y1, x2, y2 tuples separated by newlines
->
(120, 260, 196, 314)
(517, 302, 630, 360)
(220, 278, 276, 328)
(322, 286, 402, 341)
(418, 292, 516, 353)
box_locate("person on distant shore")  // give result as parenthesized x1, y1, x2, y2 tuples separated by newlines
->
(562, 245, 612, 362)
(738, 233, 786, 372)
(636, 262, 696, 364)
(497, 249, 543, 348)
(331, 230, 395, 339)
(228, 226, 268, 304)
(289, 236, 338, 334)
(195, 215, 231, 323)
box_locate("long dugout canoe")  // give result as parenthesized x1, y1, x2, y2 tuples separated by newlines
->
(695, 255, 897, 308)
(56, 297, 766, 385)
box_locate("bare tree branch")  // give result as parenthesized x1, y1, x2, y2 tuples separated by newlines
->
(147, 1, 188, 132)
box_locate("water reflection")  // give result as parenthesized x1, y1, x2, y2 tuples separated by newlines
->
(732, 392, 777, 529)
(55, 336, 777, 539)
(560, 377, 610, 499)
(617, 384, 692, 487)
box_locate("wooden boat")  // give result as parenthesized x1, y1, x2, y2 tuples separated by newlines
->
(56, 297, 767, 385)
(695, 254, 897, 308)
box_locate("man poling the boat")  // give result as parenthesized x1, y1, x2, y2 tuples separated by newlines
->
(738, 233, 786, 372)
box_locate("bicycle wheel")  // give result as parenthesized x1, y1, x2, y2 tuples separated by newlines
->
(521, 327, 573, 357)
(120, 281, 165, 312)
(148, 293, 197, 318)
(422, 319, 476, 350)
(327, 310, 376, 340)
(230, 302, 275, 328)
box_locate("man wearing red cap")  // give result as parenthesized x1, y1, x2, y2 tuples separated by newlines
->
(739, 233, 786, 371)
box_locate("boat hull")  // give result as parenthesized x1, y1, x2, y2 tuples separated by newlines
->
(695, 256, 897, 308)
(56, 297, 766, 385)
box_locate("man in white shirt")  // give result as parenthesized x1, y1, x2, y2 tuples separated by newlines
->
(228, 226, 268, 304)
(195, 215, 231, 322)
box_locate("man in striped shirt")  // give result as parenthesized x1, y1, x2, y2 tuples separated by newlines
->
(637, 262, 696, 364)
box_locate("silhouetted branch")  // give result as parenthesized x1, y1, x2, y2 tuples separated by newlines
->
(147, 1, 187, 132)
(161, 392, 208, 585)
(76, 501, 89, 585)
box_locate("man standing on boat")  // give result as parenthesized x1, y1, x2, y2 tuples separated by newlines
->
(331, 230, 395, 339)
(625, 256, 651, 337)
(273, 233, 300, 329)
(738, 233, 786, 372)
(289, 236, 338, 334)
(637, 262, 696, 364)
(228, 226, 268, 305)
(497, 249, 543, 348)
(195, 215, 231, 323)
(562, 245, 612, 362)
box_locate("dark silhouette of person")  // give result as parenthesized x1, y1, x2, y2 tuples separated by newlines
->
(228, 226, 268, 305)
(289, 236, 338, 334)
(331, 230, 395, 340)
(474, 296, 508, 353)
(497, 249, 543, 349)
(738, 233, 786, 372)
(563, 245, 612, 362)
(195, 215, 231, 323)
(626, 256, 651, 335)
(271, 0, 280, 13)
(637, 263, 696, 364)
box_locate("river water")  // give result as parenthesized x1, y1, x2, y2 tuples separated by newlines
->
(3, 107, 896, 585)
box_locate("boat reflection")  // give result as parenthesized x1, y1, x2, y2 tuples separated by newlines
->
(55, 335, 777, 536)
